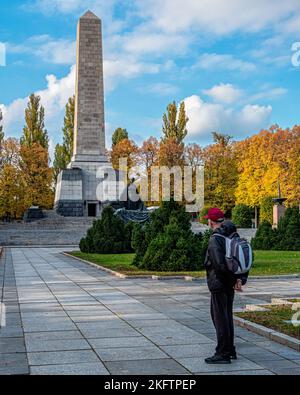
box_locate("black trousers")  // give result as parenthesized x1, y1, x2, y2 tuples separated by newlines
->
(210, 290, 235, 358)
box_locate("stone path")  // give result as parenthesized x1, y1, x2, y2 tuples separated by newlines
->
(0, 247, 299, 375)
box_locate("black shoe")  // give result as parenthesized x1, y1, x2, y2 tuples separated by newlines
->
(205, 355, 231, 364)
(230, 353, 237, 360)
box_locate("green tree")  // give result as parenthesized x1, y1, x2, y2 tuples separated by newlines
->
(52, 96, 75, 183)
(212, 132, 233, 147)
(20, 94, 49, 149)
(62, 96, 75, 163)
(80, 206, 133, 254)
(53, 144, 68, 183)
(232, 204, 253, 228)
(132, 200, 206, 271)
(202, 133, 238, 211)
(277, 208, 300, 251)
(162, 101, 189, 144)
(112, 128, 128, 146)
(251, 221, 276, 250)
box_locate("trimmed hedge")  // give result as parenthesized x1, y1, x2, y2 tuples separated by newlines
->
(80, 206, 134, 254)
(251, 207, 300, 251)
(251, 221, 276, 250)
(132, 200, 209, 271)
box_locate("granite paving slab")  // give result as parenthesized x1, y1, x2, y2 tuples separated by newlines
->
(2, 247, 300, 376)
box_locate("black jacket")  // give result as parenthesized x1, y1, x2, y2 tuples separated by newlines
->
(205, 221, 248, 294)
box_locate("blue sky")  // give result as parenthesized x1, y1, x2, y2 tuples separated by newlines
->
(1, 0, 300, 158)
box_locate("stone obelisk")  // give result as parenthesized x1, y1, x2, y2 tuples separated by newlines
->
(72, 10, 107, 163)
(54, 10, 113, 217)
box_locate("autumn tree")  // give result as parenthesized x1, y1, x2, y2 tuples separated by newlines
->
(0, 163, 28, 220)
(184, 143, 203, 205)
(235, 126, 300, 208)
(0, 138, 20, 169)
(112, 128, 128, 146)
(185, 143, 203, 169)
(110, 138, 138, 178)
(162, 101, 189, 144)
(202, 133, 238, 212)
(0, 138, 28, 220)
(20, 94, 49, 149)
(137, 137, 158, 170)
(285, 125, 300, 205)
(18, 94, 53, 209)
(136, 137, 159, 205)
(20, 143, 53, 209)
(159, 138, 185, 168)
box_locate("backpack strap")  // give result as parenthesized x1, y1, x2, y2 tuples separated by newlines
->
(212, 234, 232, 258)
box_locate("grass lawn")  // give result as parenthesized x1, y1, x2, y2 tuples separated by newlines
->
(250, 251, 300, 276)
(69, 252, 205, 277)
(236, 305, 300, 340)
(69, 250, 300, 277)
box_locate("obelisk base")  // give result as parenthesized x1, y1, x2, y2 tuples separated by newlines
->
(55, 156, 118, 218)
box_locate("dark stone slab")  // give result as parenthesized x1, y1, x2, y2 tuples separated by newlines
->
(105, 358, 191, 375)
(54, 200, 84, 217)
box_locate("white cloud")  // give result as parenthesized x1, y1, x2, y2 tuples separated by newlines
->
(183, 95, 272, 139)
(104, 57, 161, 92)
(0, 66, 76, 141)
(194, 53, 256, 73)
(120, 32, 189, 56)
(0, 54, 163, 140)
(31, 0, 115, 16)
(203, 83, 243, 104)
(36, 66, 76, 116)
(137, 0, 300, 35)
(249, 88, 287, 102)
(8, 35, 76, 65)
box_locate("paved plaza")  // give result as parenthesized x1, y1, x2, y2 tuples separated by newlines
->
(0, 247, 299, 375)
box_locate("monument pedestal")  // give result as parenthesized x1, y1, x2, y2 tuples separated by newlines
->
(54, 159, 118, 217)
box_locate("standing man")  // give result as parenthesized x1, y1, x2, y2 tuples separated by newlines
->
(204, 208, 246, 364)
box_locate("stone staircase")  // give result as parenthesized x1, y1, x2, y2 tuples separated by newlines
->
(0, 213, 257, 247)
(0, 211, 94, 246)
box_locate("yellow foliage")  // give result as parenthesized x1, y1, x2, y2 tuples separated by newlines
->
(235, 126, 300, 207)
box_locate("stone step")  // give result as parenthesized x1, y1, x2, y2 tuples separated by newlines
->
(0, 230, 87, 246)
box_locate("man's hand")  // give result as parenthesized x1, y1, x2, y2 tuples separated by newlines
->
(234, 279, 243, 292)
